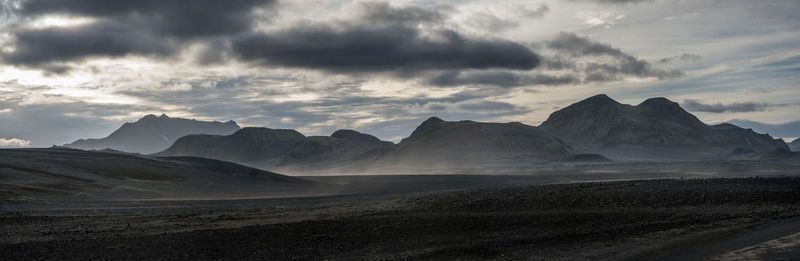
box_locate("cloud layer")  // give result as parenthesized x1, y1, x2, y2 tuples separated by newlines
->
(3, 0, 276, 71)
(0, 0, 797, 147)
(682, 99, 784, 113)
(233, 26, 540, 73)
(546, 32, 683, 80)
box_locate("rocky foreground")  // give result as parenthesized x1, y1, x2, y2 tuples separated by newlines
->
(3, 177, 800, 260)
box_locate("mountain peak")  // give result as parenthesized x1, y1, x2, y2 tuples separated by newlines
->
(390, 117, 575, 166)
(637, 97, 701, 124)
(405, 117, 447, 139)
(539, 94, 788, 155)
(638, 97, 678, 107)
(422, 117, 445, 125)
(139, 114, 170, 122)
(581, 94, 619, 105)
(64, 115, 242, 154)
(141, 114, 158, 120)
(331, 129, 361, 139)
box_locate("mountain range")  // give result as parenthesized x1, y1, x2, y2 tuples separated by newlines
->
(62, 94, 793, 173)
(156, 117, 581, 173)
(63, 114, 241, 154)
(155, 128, 395, 172)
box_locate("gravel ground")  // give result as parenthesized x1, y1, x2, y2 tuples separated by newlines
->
(3, 176, 800, 260)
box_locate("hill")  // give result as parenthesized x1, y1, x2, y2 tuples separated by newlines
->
(374, 117, 575, 170)
(156, 128, 395, 171)
(63, 114, 240, 154)
(539, 94, 788, 160)
(0, 148, 311, 200)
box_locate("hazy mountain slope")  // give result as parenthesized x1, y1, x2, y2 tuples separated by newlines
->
(156, 128, 394, 171)
(375, 117, 575, 169)
(64, 114, 241, 154)
(727, 147, 800, 161)
(158, 119, 573, 173)
(156, 127, 307, 164)
(790, 138, 800, 152)
(539, 94, 787, 160)
(280, 130, 395, 171)
(0, 148, 310, 200)
(726, 119, 800, 138)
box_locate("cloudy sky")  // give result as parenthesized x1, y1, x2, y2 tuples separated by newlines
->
(0, 0, 798, 147)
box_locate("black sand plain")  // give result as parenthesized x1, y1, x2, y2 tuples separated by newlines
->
(3, 159, 800, 260)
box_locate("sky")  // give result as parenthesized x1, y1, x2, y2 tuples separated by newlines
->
(0, 0, 798, 147)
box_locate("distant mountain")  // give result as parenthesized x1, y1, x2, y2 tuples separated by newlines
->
(137, 94, 793, 172)
(375, 117, 575, 169)
(157, 118, 575, 173)
(726, 148, 800, 161)
(64, 114, 240, 154)
(0, 148, 310, 200)
(155, 128, 395, 171)
(790, 138, 800, 152)
(726, 119, 800, 138)
(539, 94, 788, 160)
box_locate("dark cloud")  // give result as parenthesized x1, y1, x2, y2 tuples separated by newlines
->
(2, 0, 275, 70)
(658, 53, 702, 63)
(4, 22, 175, 67)
(682, 99, 784, 113)
(5, 1, 542, 76)
(546, 32, 683, 80)
(427, 71, 577, 87)
(232, 3, 539, 73)
(19, 0, 276, 37)
(233, 26, 539, 73)
(583, 72, 618, 82)
(548, 32, 629, 57)
(538, 55, 577, 70)
(359, 2, 445, 26)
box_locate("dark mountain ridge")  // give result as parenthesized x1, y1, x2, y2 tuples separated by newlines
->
(64, 114, 241, 154)
(725, 119, 800, 138)
(376, 117, 575, 169)
(790, 138, 800, 152)
(539, 94, 788, 160)
(156, 128, 395, 171)
(62, 94, 792, 174)
(157, 117, 575, 173)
